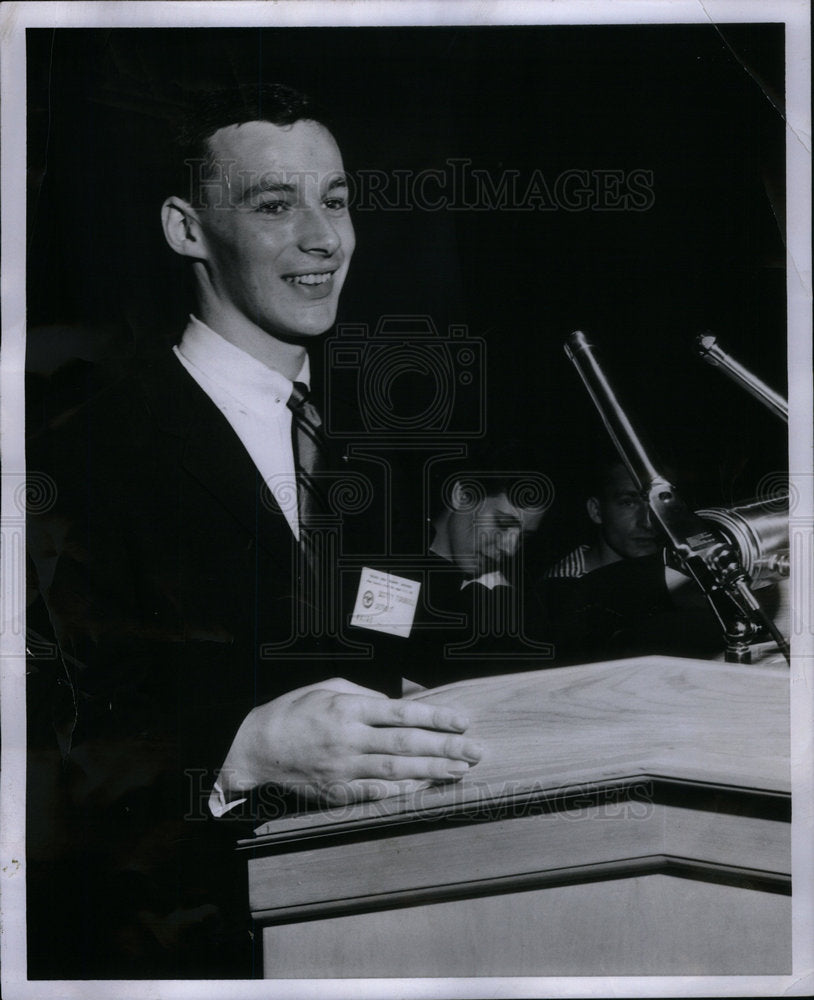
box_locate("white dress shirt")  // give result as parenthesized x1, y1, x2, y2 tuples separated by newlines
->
(173, 314, 307, 540)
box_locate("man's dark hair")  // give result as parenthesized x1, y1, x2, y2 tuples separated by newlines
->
(587, 455, 630, 501)
(586, 455, 678, 503)
(433, 438, 551, 514)
(172, 83, 331, 205)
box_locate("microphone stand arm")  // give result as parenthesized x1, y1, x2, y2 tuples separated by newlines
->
(564, 330, 789, 665)
(696, 333, 788, 423)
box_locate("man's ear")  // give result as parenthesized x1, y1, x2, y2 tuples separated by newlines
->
(161, 196, 208, 260)
(586, 496, 602, 525)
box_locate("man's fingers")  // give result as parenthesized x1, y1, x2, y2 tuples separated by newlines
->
(361, 727, 482, 764)
(358, 754, 474, 782)
(327, 778, 433, 804)
(296, 677, 390, 698)
(360, 697, 471, 734)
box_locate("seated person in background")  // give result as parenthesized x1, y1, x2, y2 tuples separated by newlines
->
(544, 458, 660, 579)
(400, 442, 554, 688)
(539, 459, 723, 663)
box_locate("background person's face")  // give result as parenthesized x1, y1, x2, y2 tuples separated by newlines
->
(449, 491, 544, 576)
(591, 465, 659, 560)
(197, 119, 355, 341)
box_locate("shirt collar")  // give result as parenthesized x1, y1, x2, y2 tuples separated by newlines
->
(461, 571, 510, 591)
(177, 315, 310, 405)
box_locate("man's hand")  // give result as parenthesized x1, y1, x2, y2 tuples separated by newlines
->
(217, 678, 483, 806)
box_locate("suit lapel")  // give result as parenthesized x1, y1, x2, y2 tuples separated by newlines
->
(138, 351, 294, 561)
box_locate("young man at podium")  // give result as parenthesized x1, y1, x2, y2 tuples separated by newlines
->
(26, 84, 483, 977)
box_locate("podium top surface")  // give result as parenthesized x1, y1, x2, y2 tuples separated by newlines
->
(251, 655, 789, 841)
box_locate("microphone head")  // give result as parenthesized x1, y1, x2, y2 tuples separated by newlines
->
(564, 329, 594, 360)
(695, 331, 721, 365)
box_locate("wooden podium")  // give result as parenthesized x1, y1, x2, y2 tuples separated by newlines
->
(240, 656, 790, 978)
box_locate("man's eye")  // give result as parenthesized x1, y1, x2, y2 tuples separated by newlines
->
(256, 201, 288, 215)
(496, 518, 518, 531)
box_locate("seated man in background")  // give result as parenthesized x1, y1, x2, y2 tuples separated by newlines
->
(397, 442, 554, 688)
(544, 458, 660, 579)
(539, 458, 723, 663)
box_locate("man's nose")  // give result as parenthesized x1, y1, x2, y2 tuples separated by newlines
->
(498, 528, 521, 557)
(637, 503, 654, 530)
(297, 208, 341, 255)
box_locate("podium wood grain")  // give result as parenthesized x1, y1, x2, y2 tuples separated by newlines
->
(241, 656, 790, 977)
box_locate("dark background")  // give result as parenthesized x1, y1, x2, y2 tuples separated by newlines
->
(26, 25, 788, 557)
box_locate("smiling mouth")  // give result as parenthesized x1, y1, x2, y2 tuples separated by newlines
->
(283, 271, 335, 286)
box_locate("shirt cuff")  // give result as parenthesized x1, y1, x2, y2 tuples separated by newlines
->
(208, 779, 248, 818)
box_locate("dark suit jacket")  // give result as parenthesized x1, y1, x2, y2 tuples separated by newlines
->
(537, 554, 724, 665)
(384, 554, 554, 688)
(26, 350, 399, 977)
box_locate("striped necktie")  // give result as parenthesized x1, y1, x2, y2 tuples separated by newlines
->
(286, 381, 328, 532)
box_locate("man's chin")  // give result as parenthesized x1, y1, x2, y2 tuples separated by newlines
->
(265, 296, 343, 344)
(629, 544, 660, 559)
(271, 318, 337, 345)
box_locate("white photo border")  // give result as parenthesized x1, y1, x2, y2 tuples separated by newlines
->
(2, 2, 811, 998)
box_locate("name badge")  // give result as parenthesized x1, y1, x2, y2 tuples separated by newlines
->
(350, 567, 420, 638)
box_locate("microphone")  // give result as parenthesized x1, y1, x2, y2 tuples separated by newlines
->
(564, 330, 662, 492)
(564, 330, 790, 664)
(695, 332, 788, 423)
